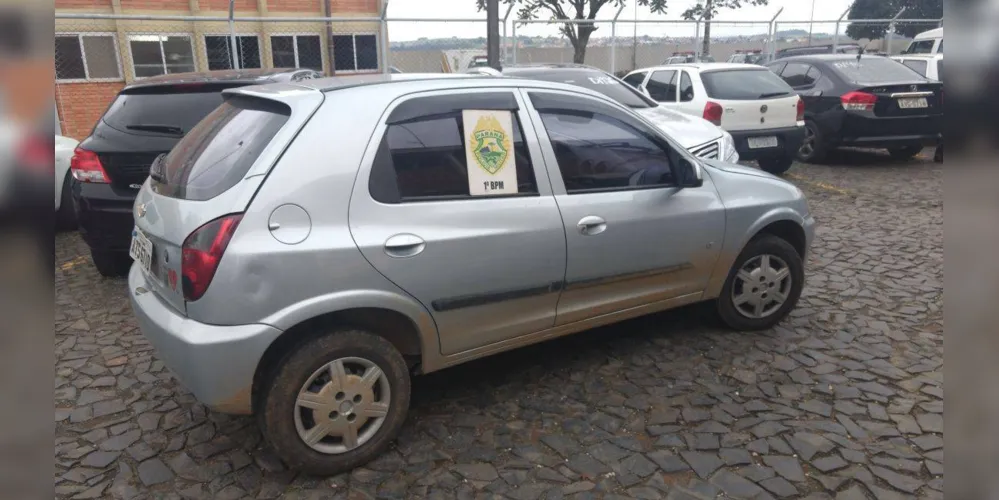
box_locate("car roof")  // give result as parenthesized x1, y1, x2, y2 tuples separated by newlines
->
(913, 27, 943, 39)
(501, 63, 603, 73)
(122, 68, 314, 91)
(893, 53, 943, 60)
(631, 62, 766, 73)
(772, 54, 884, 64)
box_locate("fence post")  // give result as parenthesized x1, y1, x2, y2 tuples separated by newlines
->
(610, 3, 625, 74)
(833, 4, 851, 52)
(885, 7, 906, 55)
(501, 3, 514, 64)
(769, 7, 783, 61)
(380, 0, 391, 73)
(229, 0, 240, 70)
(693, 20, 700, 60)
(512, 20, 517, 64)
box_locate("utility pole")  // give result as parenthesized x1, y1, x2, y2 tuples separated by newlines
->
(701, 0, 713, 57)
(486, 0, 500, 69)
(632, 0, 637, 70)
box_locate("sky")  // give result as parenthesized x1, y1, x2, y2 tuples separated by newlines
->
(385, 0, 857, 41)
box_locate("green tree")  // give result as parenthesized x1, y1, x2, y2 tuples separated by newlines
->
(846, 0, 942, 40)
(477, 0, 669, 64)
(681, 0, 769, 57)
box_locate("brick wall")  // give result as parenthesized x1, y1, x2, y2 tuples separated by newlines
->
(200, 0, 259, 11)
(269, 0, 323, 12)
(56, 82, 125, 140)
(330, 0, 378, 14)
(55, 0, 113, 8)
(117, 0, 191, 10)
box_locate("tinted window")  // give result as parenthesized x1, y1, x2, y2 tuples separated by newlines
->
(102, 89, 226, 135)
(702, 69, 793, 99)
(905, 39, 935, 54)
(901, 59, 928, 77)
(622, 72, 646, 88)
(153, 96, 289, 201)
(780, 63, 814, 87)
(679, 72, 695, 102)
(767, 61, 787, 75)
(829, 57, 928, 83)
(512, 69, 655, 109)
(538, 110, 676, 193)
(370, 107, 538, 202)
(646, 70, 677, 102)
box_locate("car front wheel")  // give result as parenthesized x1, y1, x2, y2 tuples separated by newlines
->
(717, 235, 804, 331)
(91, 250, 131, 277)
(259, 329, 411, 476)
(888, 145, 923, 160)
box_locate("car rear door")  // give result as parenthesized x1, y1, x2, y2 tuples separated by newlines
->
(701, 67, 800, 133)
(522, 89, 725, 326)
(348, 89, 567, 356)
(645, 69, 679, 106)
(132, 86, 323, 315)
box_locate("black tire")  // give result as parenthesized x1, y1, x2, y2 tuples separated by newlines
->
(888, 145, 923, 160)
(717, 235, 805, 331)
(259, 329, 411, 476)
(797, 120, 827, 164)
(57, 172, 77, 230)
(757, 156, 794, 176)
(934, 144, 943, 163)
(91, 250, 131, 277)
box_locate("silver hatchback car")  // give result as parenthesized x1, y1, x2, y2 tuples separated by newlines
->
(128, 74, 814, 474)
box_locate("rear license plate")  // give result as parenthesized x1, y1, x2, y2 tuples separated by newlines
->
(898, 97, 928, 109)
(747, 136, 779, 149)
(129, 226, 153, 274)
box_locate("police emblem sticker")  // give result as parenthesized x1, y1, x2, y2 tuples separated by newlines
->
(464, 110, 519, 196)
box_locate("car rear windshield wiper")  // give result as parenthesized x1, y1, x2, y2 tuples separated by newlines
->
(125, 124, 184, 136)
(759, 91, 790, 98)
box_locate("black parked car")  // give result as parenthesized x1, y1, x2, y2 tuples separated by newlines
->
(766, 55, 943, 163)
(774, 44, 862, 60)
(70, 68, 321, 276)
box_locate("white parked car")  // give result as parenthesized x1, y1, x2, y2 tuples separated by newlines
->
(55, 134, 79, 227)
(892, 54, 943, 81)
(623, 63, 805, 175)
(901, 27, 942, 56)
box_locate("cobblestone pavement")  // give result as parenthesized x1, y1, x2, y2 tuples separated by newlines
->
(55, 150, 942, 500)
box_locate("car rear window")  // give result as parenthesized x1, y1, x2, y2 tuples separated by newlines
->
(151, 95, 290, 201)
(701, 69, 793, 100)
(829, 57, 927, 83)
(102, 87, 229, 136)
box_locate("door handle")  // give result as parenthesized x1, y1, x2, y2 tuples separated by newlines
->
(384, 234, 426, 258)
(577, 216, 607, 236)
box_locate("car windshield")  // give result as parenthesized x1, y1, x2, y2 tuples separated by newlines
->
(701, 69, 793, 100)
(829, 57, 927, 83)
(513, 69, 656, 109)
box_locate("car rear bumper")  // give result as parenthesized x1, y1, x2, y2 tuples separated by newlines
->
(128, 263, 283, 414)
(833, 112, 942, 148)
(73, 182, 137, 252)
(839, 134, 942, 149)
(729, 125, 806, 161)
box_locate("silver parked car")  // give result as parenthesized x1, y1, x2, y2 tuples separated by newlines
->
(128, 73, 815, 475)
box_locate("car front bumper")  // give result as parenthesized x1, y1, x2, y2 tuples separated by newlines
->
(729, 125, 806, 161)
(128, 263, 283, 414)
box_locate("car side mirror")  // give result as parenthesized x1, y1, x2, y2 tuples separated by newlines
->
(678, 158, 703, 188)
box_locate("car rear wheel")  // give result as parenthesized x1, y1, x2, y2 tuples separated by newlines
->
(57, 172, 77, 230)
(797, 120, 826, 163)
(90, 250, 131, 277)
(717, 235, 804, 331)
(888, 145, 923, 160)
(757, 156, 794, 176)
(259, 329, 410, 476)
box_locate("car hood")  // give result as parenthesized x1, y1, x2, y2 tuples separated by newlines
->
(702, 158, 779, 180)
(634, 106, 722, 148)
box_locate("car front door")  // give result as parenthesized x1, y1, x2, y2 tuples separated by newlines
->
(522, 89, 726, 326)
(349, 89, 567, 356)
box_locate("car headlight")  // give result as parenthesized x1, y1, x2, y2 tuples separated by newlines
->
(720, 131, 739, 163)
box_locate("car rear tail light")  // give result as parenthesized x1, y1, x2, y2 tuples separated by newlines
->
(703, 101, 723, 126)
(181, 214, 243, 301)
(841, 91, 877, 111)
(796, 97, 805, 121)
(70, 147, 110, 183)
(17, 135, 54, 172)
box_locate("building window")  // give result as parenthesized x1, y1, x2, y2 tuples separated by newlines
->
(331, 34, 378, 72)
(55, 33, 121, 81)
(270, 35, 323, 71)
(205, 35, 261, 70)
(129, 35, 196, 78)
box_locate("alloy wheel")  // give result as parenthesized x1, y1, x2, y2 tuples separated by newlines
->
(293, 357, 391, 454)
(799, 125, 816, 159)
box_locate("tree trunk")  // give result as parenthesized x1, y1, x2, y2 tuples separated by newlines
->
(701, 0, 713, 57)
(573, 26, 595, 64)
